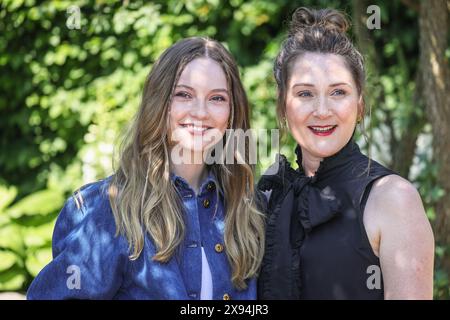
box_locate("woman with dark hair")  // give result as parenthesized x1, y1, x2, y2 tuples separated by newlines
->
(27, 37, 265, 300)
(258, 7, 434, 300)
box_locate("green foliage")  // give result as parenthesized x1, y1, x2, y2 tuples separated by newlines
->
(0, 0, 447, 298)
(0, 184, 62, 291)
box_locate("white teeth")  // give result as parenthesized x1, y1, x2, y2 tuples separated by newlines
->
(181, 124, 210, 132)
(311, 126, 335, 132)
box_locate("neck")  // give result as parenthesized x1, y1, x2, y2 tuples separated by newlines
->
(301, 150, 323, 177)
(170, 149, 208, 194)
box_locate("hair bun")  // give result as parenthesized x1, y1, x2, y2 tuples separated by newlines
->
(288, 7, 349, 36)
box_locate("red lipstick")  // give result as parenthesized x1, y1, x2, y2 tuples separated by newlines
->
(308, 125, 337, 136)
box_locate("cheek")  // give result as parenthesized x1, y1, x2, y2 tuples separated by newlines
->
(169, 103, 188, 125)
(335, 100, 358, 124)
(286, 100, 309, 126)
(210, 105, 231, 128)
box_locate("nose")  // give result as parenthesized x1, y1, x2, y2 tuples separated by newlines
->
(189, 98, 208, 120)
(313, 96, 332, 119)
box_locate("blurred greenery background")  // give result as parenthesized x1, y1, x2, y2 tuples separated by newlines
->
(0, 0, 449, 298)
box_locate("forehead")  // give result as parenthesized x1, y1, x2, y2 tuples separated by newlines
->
(177, 57, 227, 89)
(290, 53, 354, 84)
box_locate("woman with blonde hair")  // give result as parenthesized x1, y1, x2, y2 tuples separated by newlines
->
(27, 37, 265, 300)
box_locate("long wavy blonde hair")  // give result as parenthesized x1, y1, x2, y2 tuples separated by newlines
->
(108, 37, 265, 289)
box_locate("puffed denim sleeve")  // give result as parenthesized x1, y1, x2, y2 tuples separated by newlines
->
(26, 179, 130, 300)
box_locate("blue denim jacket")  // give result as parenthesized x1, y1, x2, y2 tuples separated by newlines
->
(26, 173, 256, 300)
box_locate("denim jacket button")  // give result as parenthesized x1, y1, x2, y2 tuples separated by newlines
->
(215, 243, 224, 253)
(223, 293, 230, 300)
(202, 198, 210, 208)
(206, 182, 215, 191)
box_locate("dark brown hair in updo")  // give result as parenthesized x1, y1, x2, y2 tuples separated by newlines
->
(274, 7, 365, 131)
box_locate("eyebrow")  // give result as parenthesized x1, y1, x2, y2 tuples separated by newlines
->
(292, 82, 352, 88)
(175, 84, 229, 94)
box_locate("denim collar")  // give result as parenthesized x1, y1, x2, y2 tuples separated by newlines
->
(170, 169, 222, 198)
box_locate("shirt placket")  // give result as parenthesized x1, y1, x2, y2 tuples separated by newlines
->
(176, 181, 202, 300)
(197, 184, 232, 300)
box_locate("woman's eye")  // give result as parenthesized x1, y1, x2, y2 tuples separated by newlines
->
(331, 89, 346, 96)
(211, 95, 226, 102)
(297, 91, 313, 97)
(175, 91, 191, 99)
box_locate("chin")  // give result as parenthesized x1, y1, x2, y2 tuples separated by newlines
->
(307, 141, 342, 158)
(182, 143, 208, 153)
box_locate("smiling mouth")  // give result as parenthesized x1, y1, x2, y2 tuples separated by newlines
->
(180, 124, 212, 134)
(308, 125, 338, 136)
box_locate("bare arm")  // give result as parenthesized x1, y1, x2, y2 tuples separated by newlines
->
(364, 175, 434, 299)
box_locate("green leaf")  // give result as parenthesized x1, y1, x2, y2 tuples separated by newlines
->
(6, 189, 64, 219)
(22, 220, 55, 248)
(0, 267, 27, 291)
(0, 224, 24, 254)
(0, 185, 18, 212)
(0, 251, 20, 272)
(25, 247, 52, 277)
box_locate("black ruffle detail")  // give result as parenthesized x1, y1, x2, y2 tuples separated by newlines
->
(257, 146, 343, 300)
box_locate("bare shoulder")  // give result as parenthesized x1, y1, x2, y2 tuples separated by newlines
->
(365, 173, 434, 243)
(363, 174, 432, 257)
(366, 175, 434, 299)
(369, 174, 424, 216)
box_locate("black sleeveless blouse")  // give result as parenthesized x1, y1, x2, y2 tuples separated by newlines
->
(257, 139, 395, 300)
